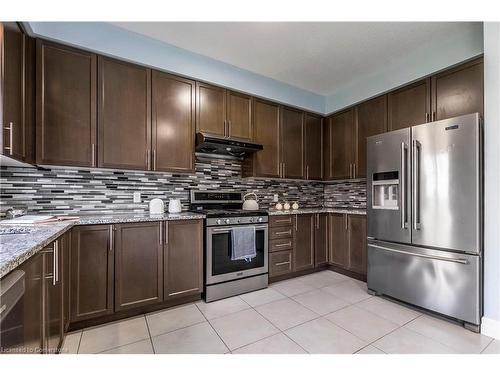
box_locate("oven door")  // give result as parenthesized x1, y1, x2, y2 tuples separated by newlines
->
(206, 224, 268, 285)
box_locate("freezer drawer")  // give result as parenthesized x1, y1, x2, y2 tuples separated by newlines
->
(367, 240, 481, 325)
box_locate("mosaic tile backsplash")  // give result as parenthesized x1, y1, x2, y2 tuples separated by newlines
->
(324, 180, 367, 209)
(0, 155, 330, 216)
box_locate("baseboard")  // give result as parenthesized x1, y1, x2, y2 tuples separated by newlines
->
(481, 316, 500, 339)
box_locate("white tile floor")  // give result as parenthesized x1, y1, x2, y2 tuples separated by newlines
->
(61, 270, 497, 354)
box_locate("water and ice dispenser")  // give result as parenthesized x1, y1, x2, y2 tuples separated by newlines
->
(372, 171, 399, 210)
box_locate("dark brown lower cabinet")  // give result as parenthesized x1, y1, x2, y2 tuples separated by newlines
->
(164, 220, 203, 300)
(114, 222, 163, 311)
(314, 214, 329, 267)
(293, 214, 314, 272)
(60, 231, 71, 331)
(269, 251, 293, 277)
(70, 225, 114, 322)
(328, 213, 367, 276)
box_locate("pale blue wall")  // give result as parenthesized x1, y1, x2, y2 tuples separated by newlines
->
(28, 22, 326, 113)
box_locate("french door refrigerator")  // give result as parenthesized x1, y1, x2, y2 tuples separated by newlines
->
(367, 112, 482, 331)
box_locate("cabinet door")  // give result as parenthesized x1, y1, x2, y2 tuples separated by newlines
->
(2, 22, 26, 161)
(152, 71, 195, 172)
(227, 90, 252, 140)
(304, 113, 323, 180)
(281, 107, 304, 179)
(18, 252, 43, 353)
(269, 250, 293, 277)
(355, 95, 387, 178)
(314, 214, 329, 267)
(432, 58, 483, 121)
(388, 79, 431, 131)
(328, 213, 347, 268)
(98, 57, 151, 170)
(114, 222, 163, 311)
(347, 215, 367, 275)
(250, 98, 281, 178)
(164, 220, 203, 300)
(324, 109, 354, 180)
(293, 214, 314, 271)
(42, 242, 63, 353)
(70, 225, 113, 322)
(196, 82, 226, 136)
(36, 40, 97, 167)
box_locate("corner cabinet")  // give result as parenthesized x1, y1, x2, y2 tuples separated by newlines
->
(281, 107, 304, 179)
(304, 114, 323, 180)
(163, 220, 203, 300)
(314, 214, 329, 267)
(293, 214, 314, 272)
(324, 109, 355, 180)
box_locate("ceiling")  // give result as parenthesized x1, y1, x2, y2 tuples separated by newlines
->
(112, 22, 480, 96)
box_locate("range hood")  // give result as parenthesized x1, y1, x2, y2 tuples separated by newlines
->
(195, 132, 263, 157)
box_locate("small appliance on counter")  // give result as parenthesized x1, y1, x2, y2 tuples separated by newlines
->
(242, 193, 259, 211)
(149, 198, 164, 215)
(168, 198, 182, 214)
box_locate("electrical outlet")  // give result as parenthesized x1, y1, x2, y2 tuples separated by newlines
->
(273, 194, 279, 202)
(133, 192, 141, 203)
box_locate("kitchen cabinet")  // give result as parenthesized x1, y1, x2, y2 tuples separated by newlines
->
(328, 213, 367, 276)
(152, 71, 195, 172)
(388, 79, 431, 131)
(163, 220, 203, 300)
(243, 98, 281, 178)
(355, 95, 387, 178)
(324, 109, 355, 180)
(281, 107, 304, 179)
(293, 214, 315, 271)
(70, 225, 114, 322)
(269, 251, 293, 278)
(60, 231, 71, 331)
(314, 214, 329, 267)
(226, 90, 252, 139)
(304, 113, 323, 180)
(36, 40, 97, 167)
(1, 22, 28, 162)
(432, 57, 483, 121)
(98, 56, 151, 170)
(114, 222, 163, 311)
(42, 240, 63, 353)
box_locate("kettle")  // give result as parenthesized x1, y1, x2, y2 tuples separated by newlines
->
(242, 193, 259, 211)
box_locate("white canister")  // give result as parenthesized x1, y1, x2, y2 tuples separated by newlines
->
(283, 202, 291, 210)
(275, 203, 283, 210)
(149, 198, 165, 215)
(168, 198, 182, 214)
(292, 202, 299, 210)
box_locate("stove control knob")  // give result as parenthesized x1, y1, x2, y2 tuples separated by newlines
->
(216, 219, 222, 225)
(225, 219, 231, 224)
(258, 217, 263, 222)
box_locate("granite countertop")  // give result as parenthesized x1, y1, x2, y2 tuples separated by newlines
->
(268, 207, 366, 216)
(0, 211, 205, 279)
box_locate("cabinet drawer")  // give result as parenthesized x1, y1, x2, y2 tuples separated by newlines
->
(269, 226, 293, 240)
(269, 251, 293, 277)
(269, 215, 293, 227)
(270, 238, 294, 252)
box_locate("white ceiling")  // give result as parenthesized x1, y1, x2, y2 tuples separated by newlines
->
(112, 22, 481, 96)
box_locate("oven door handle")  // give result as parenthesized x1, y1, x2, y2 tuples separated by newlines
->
(211, 225, 268, 233)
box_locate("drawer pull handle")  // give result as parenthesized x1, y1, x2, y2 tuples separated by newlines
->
(275, 219, 291, 223)
(275, 230, 291, 235)
(275, 242, 292, 247)
(275, 261, 291, 266)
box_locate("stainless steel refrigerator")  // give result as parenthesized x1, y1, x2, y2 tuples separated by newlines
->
(367, 112, 482, 331)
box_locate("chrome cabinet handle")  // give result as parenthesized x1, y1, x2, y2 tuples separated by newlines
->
(275, 261, 291, 266)
(369, 244, 469, 264)
(109, 225, 114, 252)
(3, 122, 13, 155)
(275, 230, 291, 235)
(349, 163, 353, 179)
(153, 149, 157, 170)
(353, 163, 356, 178)
(52, 240, 58, 285)
(146, 149, 151, 170)
(345, 214, 348, 230)
(159, 222, 163, 245)
(91, 143, 96, 167)
(412, 140, 421, 230)
(274, 242, 292, 248)
(306, 165, 309, 180)
(164, 222, 169, 244)
(274, 218, 291, 224)
(294, 215, 298, 231)
(400, 142, 408, 229)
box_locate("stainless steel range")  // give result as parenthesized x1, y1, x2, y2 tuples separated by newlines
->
(190, 191, 268, 302)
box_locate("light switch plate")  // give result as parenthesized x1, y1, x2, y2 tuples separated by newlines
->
(273, 194, 279, 202)
(133, 192, 141, 203)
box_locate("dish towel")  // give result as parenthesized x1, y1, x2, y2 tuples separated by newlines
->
(231, 226, 256, 261)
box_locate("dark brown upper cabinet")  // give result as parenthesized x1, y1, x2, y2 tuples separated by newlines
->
(152, 71, 195, 173)
(314, 213, 329, 267)
(243, 98, 281, 178)
(388, 78, 431, 131)
(293, 214, 314, 272)
(281, 106, 304, 179)
(226, 90, 252, 140)
(114, 222, 163, 311)
(304, 113, 323, 180)
(432, 57, 483, 121)
(70, 225, 114, 322)
(164, 220, 203, 300)
(36, 40, 97, 167)
(2, 22, 27, 162)
(98, 56, 151, 170)
(196, 82, 252, 140)
(355, 94, 388, 178)
(324, 109, 355, 180)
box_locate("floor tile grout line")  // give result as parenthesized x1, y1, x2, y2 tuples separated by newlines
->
(94, 337, 153, 354)
(480, 338, 496, 353)
(194, 303, 231, 354)
(143, 313, 156, 354)
(76, 330, 83, 354)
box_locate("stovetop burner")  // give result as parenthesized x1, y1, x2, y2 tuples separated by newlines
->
(189, 190, 268, 218)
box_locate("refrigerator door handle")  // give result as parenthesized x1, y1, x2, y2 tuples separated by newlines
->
(400, 142, 408, 229)
(369, 244, 469, 264)
(412, 140, 421, 230)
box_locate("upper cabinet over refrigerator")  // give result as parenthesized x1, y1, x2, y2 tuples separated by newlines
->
(411, 113, 482, 254)
(367, 128, 411, 244)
